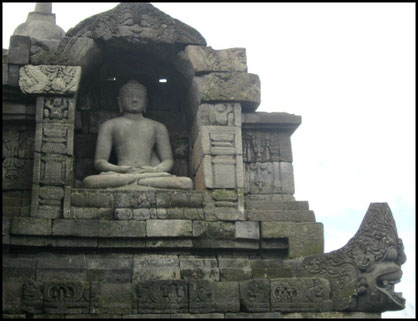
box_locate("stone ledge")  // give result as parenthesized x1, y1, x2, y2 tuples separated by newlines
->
(246, 210, 315, 222)
(10, 217, 52, 236)
(242, 112, 301, 134)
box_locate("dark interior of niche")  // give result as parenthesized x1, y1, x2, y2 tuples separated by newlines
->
(74, 46, 193, 181)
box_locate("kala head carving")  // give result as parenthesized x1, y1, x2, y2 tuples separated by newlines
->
(297, 203, 406, 312)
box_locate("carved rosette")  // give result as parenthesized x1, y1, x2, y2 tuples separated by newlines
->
(137, 280, 189, 313)
(22, 280, 89, 314)
(270, 278, 332, 312)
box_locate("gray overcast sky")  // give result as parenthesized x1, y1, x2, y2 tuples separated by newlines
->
(2, 3, 415, 318)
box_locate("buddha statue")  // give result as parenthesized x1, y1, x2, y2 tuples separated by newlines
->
(82, 80, 193, 190)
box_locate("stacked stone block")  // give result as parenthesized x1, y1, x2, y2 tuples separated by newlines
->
(3, 251, 381, 318)
(23, 65, 81, 219)
(186, 46, 255, 222)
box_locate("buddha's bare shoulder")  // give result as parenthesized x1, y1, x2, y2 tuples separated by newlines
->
(143, 117, 168, 131)
(100, 116, 132, 129)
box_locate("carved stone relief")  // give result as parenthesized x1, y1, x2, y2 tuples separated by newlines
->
(245, 162, 294, 194)
(137, 280, 188, 313)
(19, 65, 81, 94)
(270, 278, 332, 312)
(2, 127, 34, 190)
(22, 280, 89, 314)
(193, 126, 243, 189)
(294, 203, 406, 312)
(243, 131, 280, 163)
(37, 97, 75, 123)
(239, 279, 270, 312)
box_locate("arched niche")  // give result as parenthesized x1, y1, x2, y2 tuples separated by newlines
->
(68, 3, 206, 186)
(74, 42, 199, 185)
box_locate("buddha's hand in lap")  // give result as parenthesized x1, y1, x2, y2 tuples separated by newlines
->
(118, 165, 162, 174)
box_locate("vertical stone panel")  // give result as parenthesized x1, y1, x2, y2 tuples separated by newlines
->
(21, 66, 81, 219)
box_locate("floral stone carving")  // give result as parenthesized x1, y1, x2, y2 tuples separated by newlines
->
(19, 65, 81, 94)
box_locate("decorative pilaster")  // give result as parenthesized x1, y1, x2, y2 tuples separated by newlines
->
(19, 64, 81, 218)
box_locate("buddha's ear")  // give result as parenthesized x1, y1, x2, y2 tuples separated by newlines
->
(117, 96, 123, 114)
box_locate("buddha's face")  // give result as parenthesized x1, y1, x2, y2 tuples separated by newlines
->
(118, 82, 148, 114)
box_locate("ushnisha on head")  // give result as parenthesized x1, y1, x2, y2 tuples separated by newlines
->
(117, 80, 148, 114)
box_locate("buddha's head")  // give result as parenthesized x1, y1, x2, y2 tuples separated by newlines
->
(117, 80, 148, 114)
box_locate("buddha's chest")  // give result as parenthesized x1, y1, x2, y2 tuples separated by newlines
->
(113, 122, 156, 148)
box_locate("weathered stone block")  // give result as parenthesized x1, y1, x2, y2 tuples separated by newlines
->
(3, 257, 37, 281)
(250, 260, 293, 279)
(86, 254, 133, 283)
(71, 191, 114, 208)
(133, 208, 152, 220)
(137, 280, 188, 313)
(185, 46, 247, 73)
(10, 217, 51, 236)
(7, 64, 19, 87)
(193, 239, 235, 249)
(194, 72, 260, 111)
(172, 313, 225, 319)
(91, 283, 136, 315)
(3, 63, 8, 85)
(52, 237, 98, 248)
(8, 35, 31, 65)
(195, 155, 244, 190)
(146, 239, 193, 248)
(166, 208, 204, 220)
(261, 222, 324, 258)
(219, 258, 252, 281)
(246, 209, 315, 222)
(52, 219, 99, 237)
(180, 255, 220, 281)
(235, 221, 260, 240)
(189, 281, 240, 313)
(193, 221, 235, 239)
(114, 208, 133, 220)
(98, 239, 146, 249)
(235, 240, 260, 249)
(242, 112, 301, 133)
(36, 254, 87, 281)
(67, 207, 113, 220)
(99, 221, 146, 238)
(245, 200, 309, 211)
(114, 190, 155, 208)
(146, 219, 192, 237)
(239, 279, 271, 312)
(281, 312, 381, 318)
(9, 235, 51, 247)
(225, 312, 283, 319)
(2, 282, 24, 314)
(133, 254, 180, 282)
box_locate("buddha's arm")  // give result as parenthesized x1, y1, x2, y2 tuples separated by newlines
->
(154, 124, 174, 173)
(94, 121, 131, 173)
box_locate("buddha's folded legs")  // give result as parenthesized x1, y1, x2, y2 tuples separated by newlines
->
(137, 176, 193, 190)
(82, 171, 192, 190)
